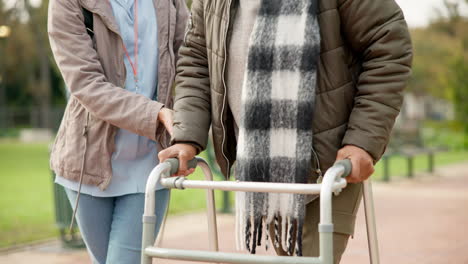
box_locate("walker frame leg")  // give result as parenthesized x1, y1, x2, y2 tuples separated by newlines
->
(363, 180, 380, 264)
(198, 160, 220, 253)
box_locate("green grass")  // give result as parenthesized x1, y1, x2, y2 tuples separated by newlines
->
(0, 141, 466, 248)
(373, 150, 468, 180)
(0, 141, 57, 248)
(166, 150, 233, 215)
(168, 166, 233, 215)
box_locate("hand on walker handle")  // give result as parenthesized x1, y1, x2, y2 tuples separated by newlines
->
(158, 143, 197, 176)
(336, 145, 375, 183)
(157, 108, 174, 136)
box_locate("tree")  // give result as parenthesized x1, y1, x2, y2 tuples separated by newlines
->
(23, 0, 52, 128)
(450, 57, 468, 148)
(1, 0, 65, 129)
(408, 0, 468, 148)
(435, 0, 468, 148)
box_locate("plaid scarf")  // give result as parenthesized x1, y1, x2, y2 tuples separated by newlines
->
(235, 0, 321, 256)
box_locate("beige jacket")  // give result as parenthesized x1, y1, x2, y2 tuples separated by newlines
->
(48, 0, 189, 190)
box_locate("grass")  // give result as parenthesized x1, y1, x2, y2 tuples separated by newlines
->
(373, 150, 468, 180)
(0, 141, 466, 248)
(0, 141, 57, 248)
(168, 167, 232, 215)
(0, 141, 230, 248)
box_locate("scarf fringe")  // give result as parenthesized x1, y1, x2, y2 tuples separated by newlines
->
(235, 192, 306, 256)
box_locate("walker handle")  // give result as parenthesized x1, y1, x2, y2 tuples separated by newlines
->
(167, 158, 198, 175)
(333, 159, 353, 178)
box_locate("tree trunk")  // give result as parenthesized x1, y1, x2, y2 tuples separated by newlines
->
(25, 0, 51, 129)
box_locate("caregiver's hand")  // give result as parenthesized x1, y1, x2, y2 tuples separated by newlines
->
(158, 108, 174, 136)
(158, 144, 197, 176)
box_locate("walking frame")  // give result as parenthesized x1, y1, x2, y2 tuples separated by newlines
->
(141, 157, 380, 264)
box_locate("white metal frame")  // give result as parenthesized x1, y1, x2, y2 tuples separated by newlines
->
(141, 157, 380, 264)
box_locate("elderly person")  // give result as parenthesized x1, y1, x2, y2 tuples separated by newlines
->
(160, 0, 412, 262)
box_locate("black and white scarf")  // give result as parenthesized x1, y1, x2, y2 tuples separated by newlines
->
(235, 0, 321, 256)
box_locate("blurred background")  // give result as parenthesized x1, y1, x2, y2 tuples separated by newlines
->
(0, 0, 467, 263)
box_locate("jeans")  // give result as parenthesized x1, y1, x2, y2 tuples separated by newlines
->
(65, 188, 170, 264)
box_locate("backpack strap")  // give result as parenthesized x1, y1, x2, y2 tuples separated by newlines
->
(82, 8, 94, 38)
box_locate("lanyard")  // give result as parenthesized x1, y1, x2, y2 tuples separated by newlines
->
(124, 0, 139, 92)
(107, 0, 140, 92)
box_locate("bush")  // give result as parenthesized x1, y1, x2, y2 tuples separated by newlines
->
(422, 120, 466, 150)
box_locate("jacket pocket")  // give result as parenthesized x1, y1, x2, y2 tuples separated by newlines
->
(50, 117, 67, 170)
(63, 116, 86, 174)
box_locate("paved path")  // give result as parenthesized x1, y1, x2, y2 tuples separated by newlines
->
(1, 162, 468, 264)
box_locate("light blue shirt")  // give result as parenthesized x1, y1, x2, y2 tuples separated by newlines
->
(56, 0, 161, 197)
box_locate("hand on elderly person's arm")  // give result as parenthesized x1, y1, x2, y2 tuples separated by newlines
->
(157, 108, 174, 136)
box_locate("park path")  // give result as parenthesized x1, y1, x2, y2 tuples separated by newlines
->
(1, 161, 468, 264)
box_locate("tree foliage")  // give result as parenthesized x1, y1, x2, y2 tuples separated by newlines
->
(409, 0, 468, 100)
(408, 0, 468, 147)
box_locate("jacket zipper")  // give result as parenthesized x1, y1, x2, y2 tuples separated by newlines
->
(160, 0, 175, 150)
(219, 0, 234, 178)
(184, 12, 193, 46)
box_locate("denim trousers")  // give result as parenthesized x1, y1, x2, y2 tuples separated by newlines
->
(65, 188, 170, 264)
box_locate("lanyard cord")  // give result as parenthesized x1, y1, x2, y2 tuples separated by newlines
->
(106, 0, 139, 91)
(122, 0, 138, 88)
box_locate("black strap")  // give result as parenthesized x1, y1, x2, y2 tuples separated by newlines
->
(82, 8, 94, 38)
